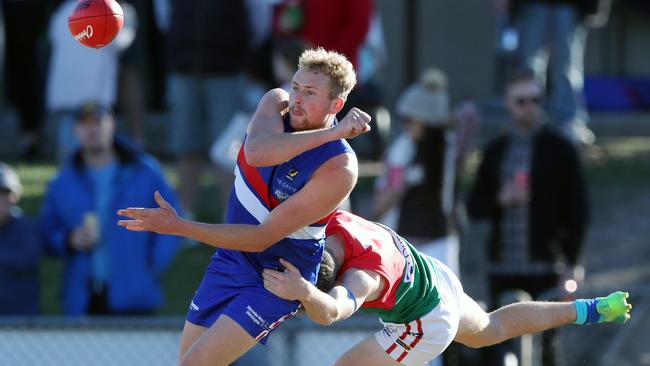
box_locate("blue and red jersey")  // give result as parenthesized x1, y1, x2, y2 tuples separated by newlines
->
(213, 116, 353, 284)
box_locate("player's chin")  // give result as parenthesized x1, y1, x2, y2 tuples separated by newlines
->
(290, 118, 310, 131)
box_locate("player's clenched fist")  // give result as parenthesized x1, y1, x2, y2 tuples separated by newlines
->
(335, 107, 372, 139)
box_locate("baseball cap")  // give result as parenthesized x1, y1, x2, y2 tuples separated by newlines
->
(0, 163, 23, 197)
(396, 68, 450, 126)
(75, 101, 112, 122)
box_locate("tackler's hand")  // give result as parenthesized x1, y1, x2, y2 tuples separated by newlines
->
(263, 258, 311, 301)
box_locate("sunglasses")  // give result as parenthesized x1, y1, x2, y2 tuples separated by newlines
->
(514, 95, 542, 106)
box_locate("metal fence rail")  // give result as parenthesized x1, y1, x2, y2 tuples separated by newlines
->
(1, 285, 647, 366)
(0, 314, 382, 366)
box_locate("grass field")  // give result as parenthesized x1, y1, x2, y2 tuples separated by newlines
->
(9, 136, 650, 315)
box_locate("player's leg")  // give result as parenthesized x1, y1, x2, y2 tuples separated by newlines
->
(180, 314, 258, 366)
(454, 292, 574, 348)
(178, 321, 208, 363)
(334, 336, 400, 366)
(454, 291, 632, 348)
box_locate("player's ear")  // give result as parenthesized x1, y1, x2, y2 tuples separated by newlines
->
(329, 97, 345, 115)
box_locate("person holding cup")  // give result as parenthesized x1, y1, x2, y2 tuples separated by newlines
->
(467, 69, 589, 366)
(40, 101, 183, 316)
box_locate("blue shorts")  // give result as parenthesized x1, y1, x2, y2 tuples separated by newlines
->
(186, 254, 300, 344)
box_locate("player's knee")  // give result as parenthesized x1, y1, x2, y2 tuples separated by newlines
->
(456, 313, 503, 348)
(480, 313, 508, 347)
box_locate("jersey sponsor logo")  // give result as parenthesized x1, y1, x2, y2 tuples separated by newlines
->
(393, 235, 415, 283)
(375, 223, 415, 283)
(286, 168, 299, 180)
(275, 178, 298, 193)
(274, 189, 290, 201)
(274, 177, 298, 202)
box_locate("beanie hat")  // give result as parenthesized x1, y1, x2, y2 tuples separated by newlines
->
(0, 163, 23, 198)
(396, 68, 450, 126)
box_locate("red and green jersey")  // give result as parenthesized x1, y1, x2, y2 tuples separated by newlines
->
(326, 211, 441, 324)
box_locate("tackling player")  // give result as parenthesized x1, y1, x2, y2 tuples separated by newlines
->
(263, 210, 632, 365)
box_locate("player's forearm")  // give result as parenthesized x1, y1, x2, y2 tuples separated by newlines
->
(244, 128, 340, 167)
(176, 219, 279, 252)
(487, 302, 575, 346)
(301, 285, 358, 326)
(300, 285, 345, 326)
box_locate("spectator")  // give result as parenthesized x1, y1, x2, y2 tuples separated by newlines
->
(46, 0, 135, 161)
(505, 0, 612, 145)
(0, 163, 41, 315)
(373, 68, 478, 286)
(2, 0, 51, 159)
(244, 0, 276, 93)
(467, 69, 589, 366)
(116, 0, 147, 146)
(40, 102, 182, 316)
(162, 0, 252, 219)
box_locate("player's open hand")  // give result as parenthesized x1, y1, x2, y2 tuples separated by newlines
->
(263, 258, 311, 301)
(335, 107, 371, 139)
(117, 191, 181, 235)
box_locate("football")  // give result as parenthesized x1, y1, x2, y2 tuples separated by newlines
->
(68, 0, 124, 49)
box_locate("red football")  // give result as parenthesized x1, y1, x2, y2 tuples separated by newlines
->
(68, 0, 124, 49)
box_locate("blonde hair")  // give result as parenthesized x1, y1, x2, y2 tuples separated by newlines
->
(298, 48, 357, 99)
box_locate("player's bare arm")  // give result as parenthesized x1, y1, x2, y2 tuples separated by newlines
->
(245, 89, 371, 167)
(118, 153, 358, 252)
(264, 259, 382, 325)
(263, 231, 386, 325)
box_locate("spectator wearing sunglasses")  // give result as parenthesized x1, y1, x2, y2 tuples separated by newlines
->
(466, 68, 589, 366)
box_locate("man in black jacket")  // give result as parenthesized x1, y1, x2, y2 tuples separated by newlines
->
(467, 69, 588, 366)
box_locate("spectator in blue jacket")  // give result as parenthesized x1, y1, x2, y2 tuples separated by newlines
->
(40, 101, 182, 316)
(0, 162, 41, 315)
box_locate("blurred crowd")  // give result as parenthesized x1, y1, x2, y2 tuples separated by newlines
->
(0, 0, 618, 365)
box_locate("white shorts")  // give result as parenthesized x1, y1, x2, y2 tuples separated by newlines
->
(374, 258, 464, 366)
(416, 235, 460, 278)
